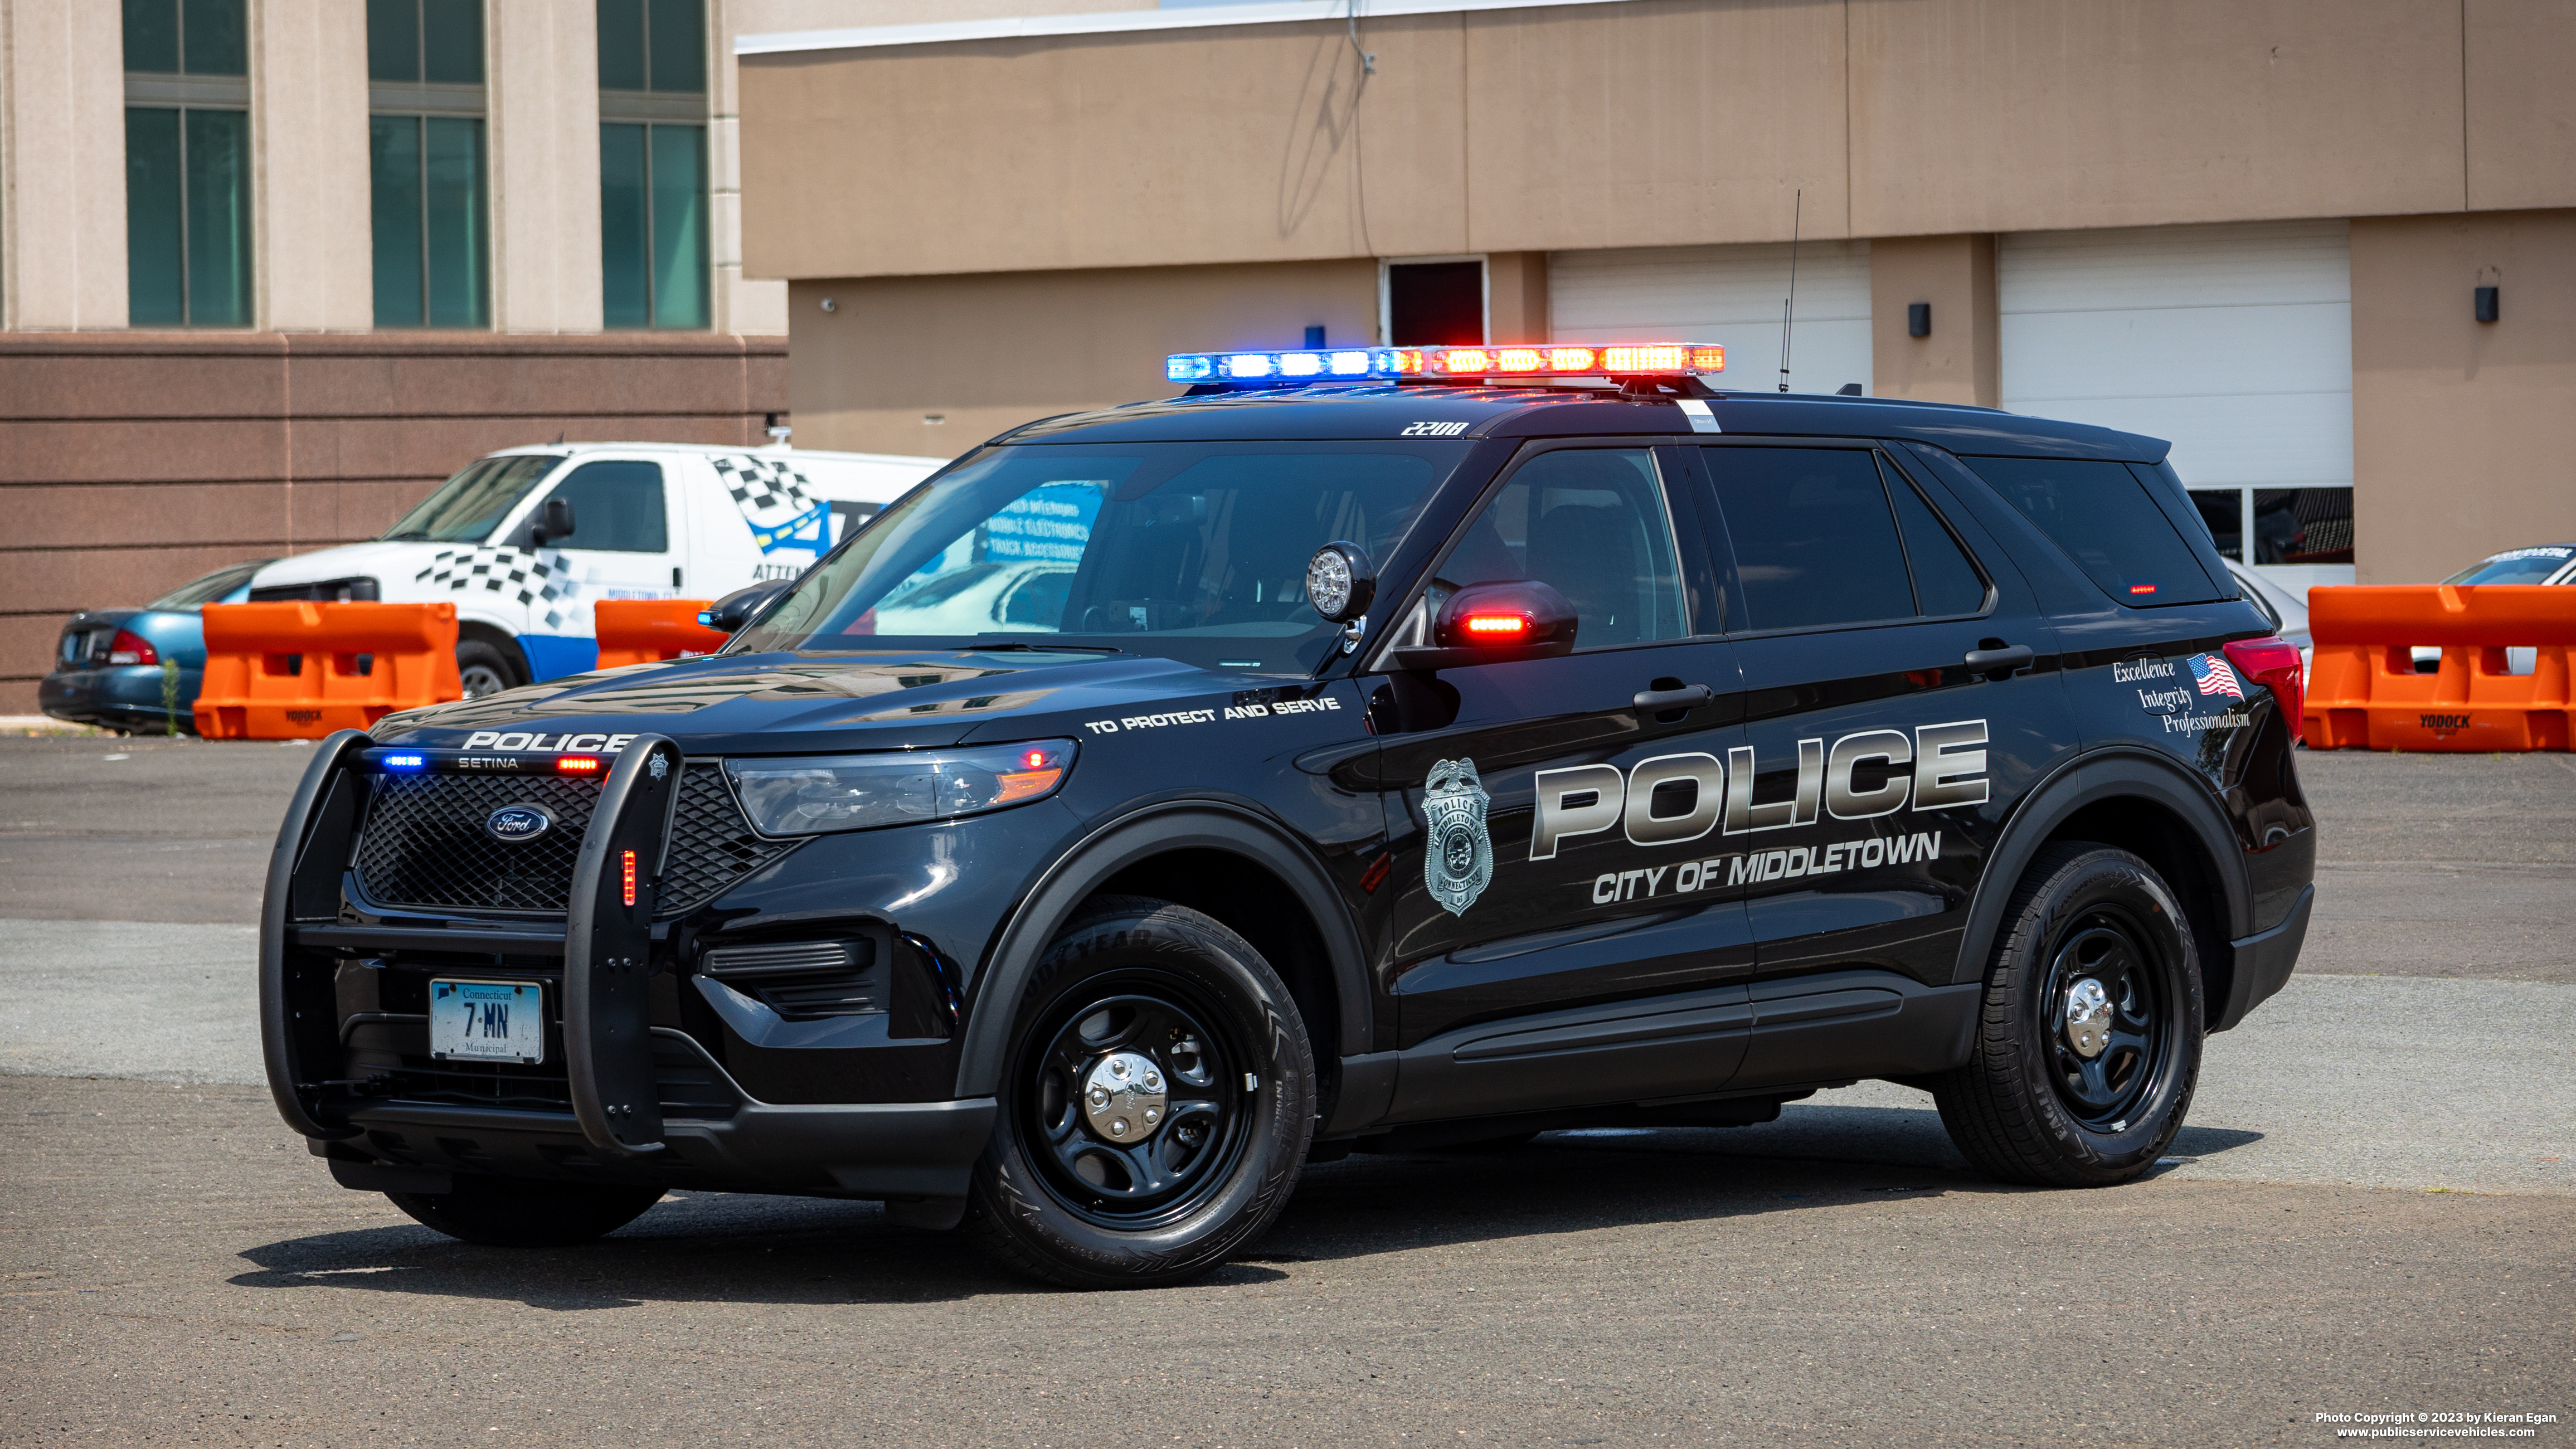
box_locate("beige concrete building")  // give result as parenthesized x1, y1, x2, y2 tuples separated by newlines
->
(2, 0, 1110, 713)
(735, 0, 2576, 596)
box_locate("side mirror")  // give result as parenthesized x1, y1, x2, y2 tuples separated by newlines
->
(1304, 542, 1376, 623)
(531, 497, 576, 547)
(1388, 581, 1579, 671)
(700, 579, 793, 634)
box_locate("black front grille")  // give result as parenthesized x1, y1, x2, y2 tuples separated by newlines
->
(353, 764, 796, 916)
(366, 1038, 741, 1120)
(662, 766, 800, 913)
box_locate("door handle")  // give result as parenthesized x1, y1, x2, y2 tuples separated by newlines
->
(1632, 683, 1715, 713)
(1963, 644, 2035, 674)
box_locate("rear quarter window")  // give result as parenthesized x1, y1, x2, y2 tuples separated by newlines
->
(1963, 456, 2224, 606)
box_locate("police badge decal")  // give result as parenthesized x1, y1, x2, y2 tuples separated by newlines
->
(1422, 758, 1494, 916)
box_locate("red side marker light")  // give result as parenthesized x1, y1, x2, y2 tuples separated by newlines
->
(1462, 613, 1533, 639)
(2128, 585, 2157, 595)
(621, 849, 637, 907)
(557, 756, 602, 774)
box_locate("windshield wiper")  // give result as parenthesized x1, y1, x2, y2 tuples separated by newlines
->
(965, 641, 1124, 654)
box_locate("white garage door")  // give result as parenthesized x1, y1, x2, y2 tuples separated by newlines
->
(1549, 240, 1873, 397)
(1999, 220, 2354, 586)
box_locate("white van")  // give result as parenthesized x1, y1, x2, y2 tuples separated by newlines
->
(245, 443, 946, 694)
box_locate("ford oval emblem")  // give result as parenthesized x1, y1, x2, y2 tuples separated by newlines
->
(484, 804, 555, 844)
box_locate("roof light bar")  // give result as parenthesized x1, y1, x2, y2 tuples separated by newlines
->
(1166, 342, 1723, 385)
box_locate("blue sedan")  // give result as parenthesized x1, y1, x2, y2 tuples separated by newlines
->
(38, 560, 273, 735)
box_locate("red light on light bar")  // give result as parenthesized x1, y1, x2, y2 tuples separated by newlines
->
(1416, 342, 1721, 378)
(557, 756, 602, 773)
(621, 849, 636, 907)
(2129, 585, 2157, 595)
(1462, 613, 1533, 638)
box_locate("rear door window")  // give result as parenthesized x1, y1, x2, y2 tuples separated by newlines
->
(1963, 456, 2223, 605)
(1699, 447, 1953, 630)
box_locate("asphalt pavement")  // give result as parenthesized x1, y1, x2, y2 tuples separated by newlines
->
(2, 736, 2571, 1446)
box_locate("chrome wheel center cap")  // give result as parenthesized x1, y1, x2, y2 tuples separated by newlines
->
(2063, 978, 2113, 1059)
(1081, 1052, 1167, 1141)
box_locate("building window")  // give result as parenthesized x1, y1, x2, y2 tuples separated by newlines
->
(368, 0, 489, 328)
(2186, 486, 2356, 567)
(597, 0, 708, 329)
(124, 0, 252, 327)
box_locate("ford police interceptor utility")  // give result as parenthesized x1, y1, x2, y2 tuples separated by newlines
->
(244, 442, 943, 695)
(258, 341, 2315, 1288)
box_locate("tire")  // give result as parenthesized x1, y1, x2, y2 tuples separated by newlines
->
(1933, 842, 2204, 1188)
(455, 638, 526, 699)
(964, 896, 1315, 1289)
(384, 1175, 665, 1247)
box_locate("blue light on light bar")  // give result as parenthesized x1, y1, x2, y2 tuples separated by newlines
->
(1166, 347, 1420, 385)
(383, 753, 426, 769)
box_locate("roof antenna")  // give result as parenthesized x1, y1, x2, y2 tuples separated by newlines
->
(1778, 188, 1801, 393)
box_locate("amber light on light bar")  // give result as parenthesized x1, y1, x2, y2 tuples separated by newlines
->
(1431, 343, 1723, 376)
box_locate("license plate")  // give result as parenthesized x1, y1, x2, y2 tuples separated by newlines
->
(429, 979, 545, 1064)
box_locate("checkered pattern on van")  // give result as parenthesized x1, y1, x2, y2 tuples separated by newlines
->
(713, 455, 816, 520)
(412, 546, 580, 630)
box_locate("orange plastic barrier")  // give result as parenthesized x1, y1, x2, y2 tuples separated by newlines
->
(594, 599, 726, 668)
(2303, 585, 2576, 751)
(193, 601, 463, 740)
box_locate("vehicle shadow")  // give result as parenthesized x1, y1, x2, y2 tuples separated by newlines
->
(223, 1102, 2263, 1306)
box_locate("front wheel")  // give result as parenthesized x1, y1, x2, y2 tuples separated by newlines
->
(1933, 843, 2204, 1188)
(965, 898, 1315, 1288)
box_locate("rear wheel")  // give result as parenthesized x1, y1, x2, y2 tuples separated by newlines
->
(1933, 843, 2203, 1188)
(385, 1175, 664, 1247)
(455, 638, 524, 699)
(965, 897, 1314, 1288)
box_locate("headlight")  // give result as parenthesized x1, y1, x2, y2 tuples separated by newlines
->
(726, 740, 1076, 837)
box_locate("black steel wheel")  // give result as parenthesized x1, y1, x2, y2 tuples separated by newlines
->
(965, 897, 1314, 1288)
(1934, 842, 2203, 1188)
(1023, 989, 1249, 1228)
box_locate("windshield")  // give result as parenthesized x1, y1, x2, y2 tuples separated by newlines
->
(382, 454, 562, 542)
(147, 559, 272, 611)
(2443, 546, 2573, 585)
(727, 442, 1465, 673)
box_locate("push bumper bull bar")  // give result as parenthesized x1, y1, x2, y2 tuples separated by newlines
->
(258, 730, 993, 1202)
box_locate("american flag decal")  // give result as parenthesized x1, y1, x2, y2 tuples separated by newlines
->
(2188, 653, 2245, 700)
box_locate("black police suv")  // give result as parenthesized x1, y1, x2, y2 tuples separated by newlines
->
(260, 343, 2314, 1288)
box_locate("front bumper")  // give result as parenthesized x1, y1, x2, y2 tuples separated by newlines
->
(39, 666, 198, 732)
(261, 732, 994, 1204)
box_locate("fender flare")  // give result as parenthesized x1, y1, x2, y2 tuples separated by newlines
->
(952, 803, 1373, 1099)
(1952, 747, 2251, 987)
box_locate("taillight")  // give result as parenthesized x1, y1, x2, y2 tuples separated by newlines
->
(106, 629, 159, 667)
(2222, 636, 2305, 744)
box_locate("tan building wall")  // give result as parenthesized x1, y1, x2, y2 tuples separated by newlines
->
(0, 0, 128, 330)
(738, 0, 2576, 282)
(251, 0, 374, 332)
(2350, 210, 2576, 584)
(1869, 234, 1997, 408)
(786, 259, 1379, 455)
(0, 333, 786, 711)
